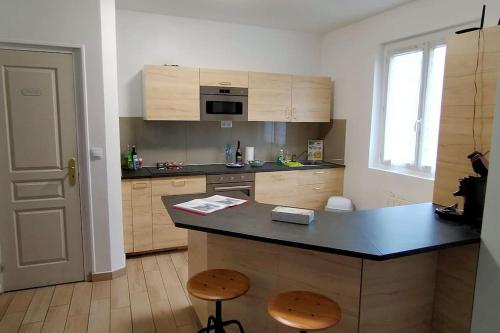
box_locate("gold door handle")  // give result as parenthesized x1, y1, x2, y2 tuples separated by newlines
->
(68, 158, 77, 186)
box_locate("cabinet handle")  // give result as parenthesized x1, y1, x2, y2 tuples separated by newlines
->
(219, 81, 232, 86)
(214, 185, 252, 191)
(314, 171, 325, 175)
(172, 180, 186, 187)
(314, 187, 322, 190)
(292, 107, 297, 120)
(133, 182, 148, 189)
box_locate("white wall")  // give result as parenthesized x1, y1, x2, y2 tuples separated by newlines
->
(321, 0, 500, 209)
(0, 0, 124, 276)
(471, 72, 500, 332)
(116, 9, 323, 117)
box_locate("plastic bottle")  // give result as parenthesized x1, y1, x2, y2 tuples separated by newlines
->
(277, 148, 285, 165)
(126, 145, 133, 170)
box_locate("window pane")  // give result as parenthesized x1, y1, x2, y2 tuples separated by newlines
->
(420, 45, 446, 171)
(383, 50, 423, 165)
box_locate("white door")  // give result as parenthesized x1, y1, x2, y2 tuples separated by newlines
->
(0, 49, 85, 291)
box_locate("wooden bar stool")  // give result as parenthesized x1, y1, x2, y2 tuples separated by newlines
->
(187, 269, 250, 333)
(267, 291, 342, 333)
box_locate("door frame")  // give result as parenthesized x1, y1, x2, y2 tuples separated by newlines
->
(0, 41, 94, 289)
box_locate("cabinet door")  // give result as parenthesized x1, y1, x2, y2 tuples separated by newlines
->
(131, 179, 152, 252)
(121, 180, 133, 254)
(152, 176, 206, 250)
(255, 171, 299, 207)
(292, 75, 331, 122)
(248, 72, 292, 121)
(143, 65, 200, 120)
(200, 68, 248, 88)
(256, 169, 344, 209)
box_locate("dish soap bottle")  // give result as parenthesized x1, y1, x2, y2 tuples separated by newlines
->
(277, 148, 285, 165)
(235, 141, 243, 163)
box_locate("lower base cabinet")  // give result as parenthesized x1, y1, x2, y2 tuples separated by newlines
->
(152, 176, 206, 250)
(122, 169, 343, 254)
(121, 175, 206, 254)
(255, 168, 344, 209)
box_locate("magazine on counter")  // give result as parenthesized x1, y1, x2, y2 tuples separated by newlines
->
(173, 195, 248, 215)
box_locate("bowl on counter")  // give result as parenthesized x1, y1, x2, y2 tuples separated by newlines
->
(249, 160, 265, 167)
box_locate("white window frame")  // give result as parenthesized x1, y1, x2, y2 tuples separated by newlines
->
(371, 28, 456, 180)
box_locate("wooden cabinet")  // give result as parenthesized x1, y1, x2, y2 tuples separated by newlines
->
(255, 169, 344, 209)
(433, 26, 500, 207)
(291, 75, 331, 122)
(142, 65, 333, 123)
(152, 176, 206, 250)
(248, 72, 332, 123)
(248, 72, 292, 121)
(121, 180, 133, 254)
(121, 176, 206, 254)
(131, 179, 153, 252)
(143, 65, 200, 120)
(200, 68, 249, 88)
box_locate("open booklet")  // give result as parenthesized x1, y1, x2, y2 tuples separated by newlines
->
(172, 195, 248, 215)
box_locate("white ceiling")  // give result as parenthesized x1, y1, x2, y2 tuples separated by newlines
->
(116, 0, 416, 34)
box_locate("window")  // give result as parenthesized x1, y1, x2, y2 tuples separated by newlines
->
(372, 34, 447, 178)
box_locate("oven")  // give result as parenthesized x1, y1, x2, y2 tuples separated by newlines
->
(206, 173, 255, 199)
(200, 86, 248, 121)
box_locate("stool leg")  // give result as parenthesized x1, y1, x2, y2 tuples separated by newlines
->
(222, 319, 245, 333)
(215, 301, 224, 333)
(198, 315, 216, 333)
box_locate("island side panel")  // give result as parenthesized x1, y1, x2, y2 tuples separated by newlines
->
(205, 234, 362, 333)
(188, 230, 209, 322)
(432, 243, 479, 333)
(359, 252, 438, 333)
(277, 246, 362, 333)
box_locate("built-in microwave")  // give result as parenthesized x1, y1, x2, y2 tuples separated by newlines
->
(200, 86, 248, 121)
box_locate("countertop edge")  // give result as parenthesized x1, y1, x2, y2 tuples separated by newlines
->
(174, 220, 480, 261)
(173, 221, 382, 260)
(122, 162, 346, 179)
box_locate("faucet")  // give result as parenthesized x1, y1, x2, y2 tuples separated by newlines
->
(292, 150, 308, 162)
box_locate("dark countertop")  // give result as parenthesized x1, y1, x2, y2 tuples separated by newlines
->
(122, 162, 345, 179)
(163, 193, 480, 261)
(121, 168, 152, 179)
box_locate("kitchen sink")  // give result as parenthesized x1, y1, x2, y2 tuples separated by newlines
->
(299, 161, 324, 166)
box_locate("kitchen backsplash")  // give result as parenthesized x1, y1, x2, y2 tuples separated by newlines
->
(120, 117, 345, 165)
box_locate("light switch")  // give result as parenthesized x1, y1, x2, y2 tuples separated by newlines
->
(90, 147, 104, 160)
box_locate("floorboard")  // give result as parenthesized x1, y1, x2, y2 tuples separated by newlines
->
(0, 250, 199, 333)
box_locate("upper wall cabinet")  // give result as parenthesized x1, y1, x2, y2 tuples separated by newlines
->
(143, 65, 200, 120)
(248, 72, 292, 122)
(291, 75, 331, 122)
(199, 68, 249, 88)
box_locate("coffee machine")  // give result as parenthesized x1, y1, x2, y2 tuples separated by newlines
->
(436, 152, 488, 229)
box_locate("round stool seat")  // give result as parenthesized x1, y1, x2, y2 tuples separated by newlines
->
(187, 269, 250, 301)
(268, 291, 341, 331)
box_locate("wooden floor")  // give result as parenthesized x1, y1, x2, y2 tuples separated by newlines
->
(0, 250, 201, 333)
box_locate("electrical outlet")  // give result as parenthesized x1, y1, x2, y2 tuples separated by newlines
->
(221, 120, 233, 128)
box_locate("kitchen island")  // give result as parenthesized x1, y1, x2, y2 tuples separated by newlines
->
(163, 194, 480, 333)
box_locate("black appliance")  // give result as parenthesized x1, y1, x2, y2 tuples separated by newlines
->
(436, 152, 489, 229)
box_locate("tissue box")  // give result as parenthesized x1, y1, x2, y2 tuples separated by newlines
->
(271, 206, 315, 225)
